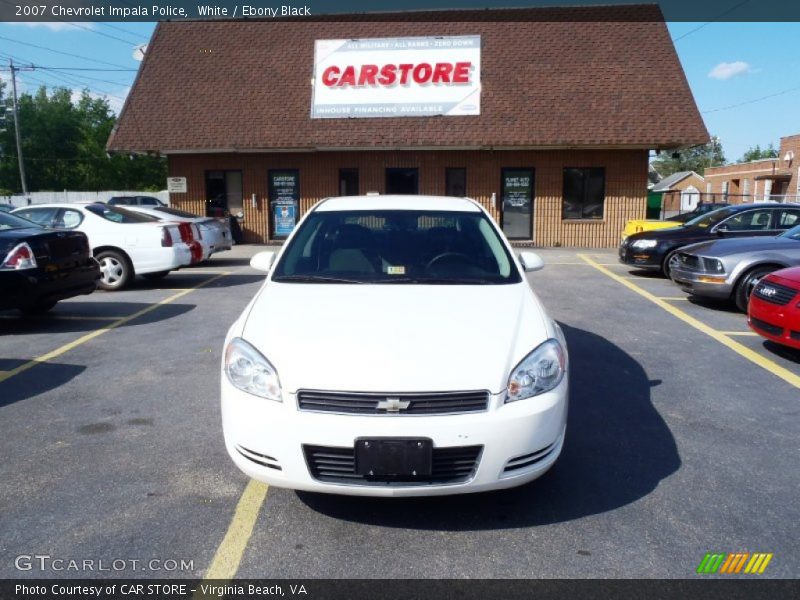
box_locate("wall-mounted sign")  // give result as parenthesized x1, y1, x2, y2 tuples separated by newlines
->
(311, 36, 481, 119)
(269, 170, 299, 238)
(167, 177, 187, 193)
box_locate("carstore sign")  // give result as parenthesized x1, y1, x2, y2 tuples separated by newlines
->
(311, 36, 481, 119)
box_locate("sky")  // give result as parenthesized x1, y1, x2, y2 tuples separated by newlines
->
(0, 19, 799, 163)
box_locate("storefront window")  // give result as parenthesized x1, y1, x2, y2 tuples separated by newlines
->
(563, 168, 605, 219)
(339, 169, 359, 196)
(445, 168, 467, 197)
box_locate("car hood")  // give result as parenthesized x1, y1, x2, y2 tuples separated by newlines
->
(681, 236, 799, 257)
(240, 282, 551, 394)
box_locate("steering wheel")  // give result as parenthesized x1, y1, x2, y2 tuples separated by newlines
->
(425, 252, 476, 270)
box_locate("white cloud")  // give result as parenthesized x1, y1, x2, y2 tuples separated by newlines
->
(708, 61, 752, 80)
(70, 87, 130, 114)
(8, 22, 93, 32)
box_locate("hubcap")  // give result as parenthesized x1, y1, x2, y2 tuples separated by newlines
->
(100, 257, 124, 285)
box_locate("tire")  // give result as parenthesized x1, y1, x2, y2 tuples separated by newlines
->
(96, 250, 132, 291)
(734, 266, 776, 313)
(662, 249, 680, 278)
(20, 301, 57, 315)
(141, 271, 170, 281)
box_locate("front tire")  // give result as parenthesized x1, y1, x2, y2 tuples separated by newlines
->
(734, 266, 775, 312)
(662, 249, 680, 278)
(96, 250, 131, 291)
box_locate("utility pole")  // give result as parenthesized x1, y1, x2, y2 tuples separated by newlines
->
(8, 58, 29, 201)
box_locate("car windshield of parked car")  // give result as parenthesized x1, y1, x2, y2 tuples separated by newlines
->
(779, 224, 800, 240)
(272, 210, 522, 284)
(86, 204, 159, 224)
(0, 212, 41, 231)
(154, 207, 198, 219)
(683, 206, 740, 229)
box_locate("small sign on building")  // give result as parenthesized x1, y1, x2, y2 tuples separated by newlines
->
(167, 177, 187, 193)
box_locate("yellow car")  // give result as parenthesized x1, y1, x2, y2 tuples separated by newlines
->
(621, 203, 730, 239)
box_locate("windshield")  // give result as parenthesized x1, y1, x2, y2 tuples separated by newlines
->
(272, 210, 522, 284)
(0, 212, 41, 231)
(683, 206, 739, 229)
(154, 207, 199, 219)
(86, 204, 159, 224)
(780, 224, 800, 240)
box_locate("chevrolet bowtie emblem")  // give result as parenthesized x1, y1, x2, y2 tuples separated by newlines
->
(376, 397, 411, 412)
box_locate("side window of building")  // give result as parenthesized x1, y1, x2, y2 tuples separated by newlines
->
(15, 208, 57, 226)
(777, 208, 800, 229)
(563, 168, 605, 219)
(445, 168, 467, 197)
(339, 169, 359, 196)
(719, 209, 773, 231)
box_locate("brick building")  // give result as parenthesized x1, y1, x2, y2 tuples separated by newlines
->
(704, 133, 800, 204)
(652, 170, 706, 217)
(108, 5, 708, 247)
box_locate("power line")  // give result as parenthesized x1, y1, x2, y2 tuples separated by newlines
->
(64, 21, 144, 47)
(672, 0, 754, 42)
(96, 22, 150, 41)
(0, 34, 133, 69)
(702, 86, 800, 114)
(20, 67, 138, 72)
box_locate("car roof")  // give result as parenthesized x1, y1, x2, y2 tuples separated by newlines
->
(726, 202, 799, 211)
(315, 195, 482, 213)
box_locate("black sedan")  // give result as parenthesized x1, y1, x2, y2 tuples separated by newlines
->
(619, 203, 800, 277)
(0, 212, 100, 314)
(668, 202, 730, 224)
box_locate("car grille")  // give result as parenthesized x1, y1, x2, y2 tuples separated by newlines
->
(303, 444, 482, 485)
(791, 330, 800, 342)
(297, 390, 489, 415)
(753, 280, 798, 306)
(750, 317, 784, 337)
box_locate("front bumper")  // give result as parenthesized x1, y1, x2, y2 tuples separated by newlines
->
(670, 266, 732, 299)
(618, 244, 661, 270)
(748, 296, 800, 350)
(221, 380, 568, 497)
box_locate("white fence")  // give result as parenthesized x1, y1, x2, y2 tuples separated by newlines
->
(1, 190, 170, 207)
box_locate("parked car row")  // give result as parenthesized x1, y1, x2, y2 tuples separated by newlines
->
(0, 202, 232, 314)
(620, 202, 800, 351)
(621, 202, 730, 239)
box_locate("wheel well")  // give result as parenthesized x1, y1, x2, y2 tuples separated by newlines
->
(735, 263, 785, 287)
(93, 246, 135, 275)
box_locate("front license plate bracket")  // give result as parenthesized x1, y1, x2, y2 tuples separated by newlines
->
(355, 437, 433, 478)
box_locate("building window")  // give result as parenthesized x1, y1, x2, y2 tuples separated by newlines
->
(205, 170, 243, 218)
(562, 168, 605, 219)
(445, 168, 467, 197)
(339, 169, 359, 196)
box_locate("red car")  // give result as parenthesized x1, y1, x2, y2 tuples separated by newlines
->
(748, 267, 800, 350)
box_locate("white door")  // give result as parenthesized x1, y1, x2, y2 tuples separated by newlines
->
(680, 186, 700, 211)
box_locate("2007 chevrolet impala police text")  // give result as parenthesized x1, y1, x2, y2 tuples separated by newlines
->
(221, 195, 568, 496)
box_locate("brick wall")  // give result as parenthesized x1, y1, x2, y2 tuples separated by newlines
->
(168, 149, 647, 247)
(660, 172, 705, 213)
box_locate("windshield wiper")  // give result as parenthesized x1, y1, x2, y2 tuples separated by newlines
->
(271, 275, 366, 284)
(381, 276, 497, 285)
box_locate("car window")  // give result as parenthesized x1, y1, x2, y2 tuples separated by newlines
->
(85, 204, 159, 224)
(59, 209, 84, 229)
(777, 208, 800, 228)
(108, 197, 133, 206)
(272, 209, 522, 284)
(13, 207, 58, 226)
(684, 206, 737, 228)
(138, 197, 161, 206)
(718, 209, 774, 231)
(0, 212, 41, 230)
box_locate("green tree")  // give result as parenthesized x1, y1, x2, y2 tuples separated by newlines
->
(651, 136, 726, 178)
(740, 143, 778, 163)
(0, 84, 166, 194)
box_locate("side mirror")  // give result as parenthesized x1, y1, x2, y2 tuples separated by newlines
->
(250, 251, 276, 272)
(518, 251, 545, 272)
(713, 224, 729, 235)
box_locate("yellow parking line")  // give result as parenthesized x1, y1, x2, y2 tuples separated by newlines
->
(721, 331, 759, 337)
(657, 297, 689, 301)
(200, 480, 269, 581)
(0, 272, 229, 385)
(578, 254, 800, 389)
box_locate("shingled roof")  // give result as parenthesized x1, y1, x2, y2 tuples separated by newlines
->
(107, 4, 709, 153)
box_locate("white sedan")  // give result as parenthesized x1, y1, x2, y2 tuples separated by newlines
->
(125, 206, 232, 258)
(12, 203, 192, 290)
(221, 195, 568, 497)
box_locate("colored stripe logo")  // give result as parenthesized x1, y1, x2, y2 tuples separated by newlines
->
(697, 552, 773, 574)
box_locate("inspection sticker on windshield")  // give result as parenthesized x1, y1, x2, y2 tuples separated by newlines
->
(387, 266, 406, 275)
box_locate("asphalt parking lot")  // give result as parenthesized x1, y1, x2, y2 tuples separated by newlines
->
(1, 246, 798, 579)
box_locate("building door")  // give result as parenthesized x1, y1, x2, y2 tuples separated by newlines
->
(385, 168, 419, 194)
(500, 168, 534, 240)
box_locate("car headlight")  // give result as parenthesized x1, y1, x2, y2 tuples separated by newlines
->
(505, 339, 566, 402)
(630, 239, 657, 249)
(701, 257, 725, 273)
(224, 337, 282, 401)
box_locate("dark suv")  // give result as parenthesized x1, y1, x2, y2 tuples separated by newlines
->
(107, 196, 166, 207)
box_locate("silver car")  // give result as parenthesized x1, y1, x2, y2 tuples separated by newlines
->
(670, 223, 800, 311)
